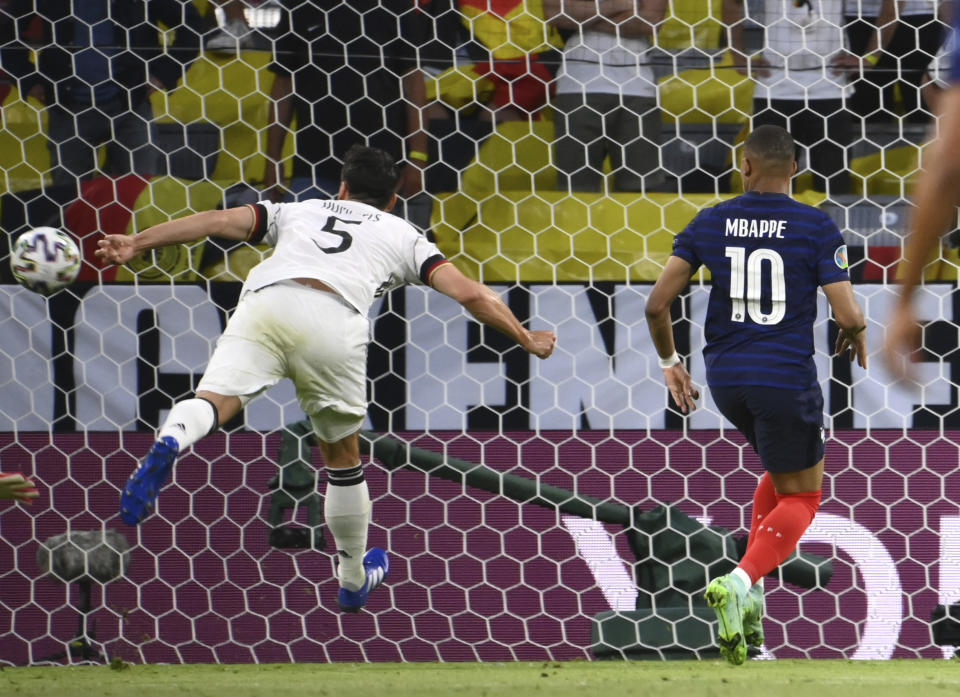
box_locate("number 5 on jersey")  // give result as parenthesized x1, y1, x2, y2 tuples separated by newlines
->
(314, 216, 359, 254)
(725, 246, 785, 325)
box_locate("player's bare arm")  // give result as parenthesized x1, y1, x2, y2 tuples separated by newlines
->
(822, 280, 867, 368)
(428, 263, 557, 359)
(96, 206, 258, 266)
(884, 87, 960, 377)
(645, 255, 701, 413)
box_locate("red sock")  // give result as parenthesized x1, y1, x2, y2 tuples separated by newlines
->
(737, 489, 821, 585)
(746, 472, 778, 554)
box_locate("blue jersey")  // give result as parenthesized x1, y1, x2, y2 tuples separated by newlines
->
(671, 191, 849, 390)
(952, 0, 960, 83)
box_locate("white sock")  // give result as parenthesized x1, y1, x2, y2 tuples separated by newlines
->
(158, 398, 217, 450)
(731, 567, 753, 600)
(324, 465, 370, 591)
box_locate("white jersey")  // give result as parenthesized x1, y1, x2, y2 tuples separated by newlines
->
(242, 198, 447, 314)
(753, 0, 853, 101)
(554, 0, 657, 98)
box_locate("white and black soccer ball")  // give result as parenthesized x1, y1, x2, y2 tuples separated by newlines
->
(9, 226, 81, 296)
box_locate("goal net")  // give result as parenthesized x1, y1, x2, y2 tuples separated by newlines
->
(0, 0, 957, 665)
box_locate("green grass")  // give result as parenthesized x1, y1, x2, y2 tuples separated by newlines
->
(3, 660, 960, 697)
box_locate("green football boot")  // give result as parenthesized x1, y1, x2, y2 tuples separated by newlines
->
(742, 583, 765, 648)
(704, 575, 748, 665)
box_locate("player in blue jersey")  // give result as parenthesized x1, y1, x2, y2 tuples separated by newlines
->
(645, 125, 867, 665)
(884, 9, 960, 377)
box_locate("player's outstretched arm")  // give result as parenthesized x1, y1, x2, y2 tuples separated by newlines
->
(646, 255, 700, 413)
(428, 263, 556, 358)
(95, 206, 257, 266)
(823, 280, 867, 369)
(0, 472, 38, 503)
(884, 87, 960, 378)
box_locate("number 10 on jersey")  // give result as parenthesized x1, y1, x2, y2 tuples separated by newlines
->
(725, 246, 786, 325)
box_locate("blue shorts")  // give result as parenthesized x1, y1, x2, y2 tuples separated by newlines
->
(710, 384, 825, 473)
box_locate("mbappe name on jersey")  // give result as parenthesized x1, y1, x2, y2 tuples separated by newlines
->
(724, 218, 787, 238)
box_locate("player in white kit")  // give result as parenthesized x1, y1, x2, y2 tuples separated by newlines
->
(96, 145, 557, 612)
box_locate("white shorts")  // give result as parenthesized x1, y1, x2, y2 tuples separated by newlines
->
(197, 281, 369, 442)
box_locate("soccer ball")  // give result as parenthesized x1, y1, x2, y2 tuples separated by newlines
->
(9, 227, 81, 296)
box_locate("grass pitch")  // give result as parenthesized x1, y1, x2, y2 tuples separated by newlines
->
(3, 659, 959, 697)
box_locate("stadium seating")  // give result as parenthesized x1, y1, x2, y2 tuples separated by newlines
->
(0, 85, 51, 193)
(149, 49, 291, 186)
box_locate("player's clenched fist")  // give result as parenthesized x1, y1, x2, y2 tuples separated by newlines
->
(524, 330, 557, 359)
(0, 473, 38, 503)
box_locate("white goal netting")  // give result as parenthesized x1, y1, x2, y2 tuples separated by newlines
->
(1, 0, 959, 666)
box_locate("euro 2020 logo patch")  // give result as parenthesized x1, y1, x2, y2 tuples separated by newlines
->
(834, 244, 848, 270)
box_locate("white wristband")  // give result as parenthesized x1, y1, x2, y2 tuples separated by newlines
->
(658, 352, 681, 369)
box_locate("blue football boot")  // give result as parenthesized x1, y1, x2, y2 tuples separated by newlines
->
(337, 547, 390, 612)
(120, 436, 179, 525)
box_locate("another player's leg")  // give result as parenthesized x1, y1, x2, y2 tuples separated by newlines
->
(713, 461, 823, 659)
(704, 574, 747, 664)
(120, 392, 238, 525)
(293, 291, 385, 611)
(705, 386, 824, 663)
(742, 579, 765, 647)
(709, 483, 822, 661)
(745, 472, 778, 553)
(706, 470, 779, 662)
(703, 387, 756, 663)
(720, 460, 823, 662)
(123, 287, 288, 524)
(316, 431, 389, 612)
(740, 471, 776, 646)
(736, 462, 823, 587)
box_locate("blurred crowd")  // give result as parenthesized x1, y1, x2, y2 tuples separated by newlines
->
(0, 0, 952, 213)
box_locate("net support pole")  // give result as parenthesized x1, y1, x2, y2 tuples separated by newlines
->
(359, 430, 632, 526)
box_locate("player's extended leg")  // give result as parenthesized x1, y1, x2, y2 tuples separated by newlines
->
(745, 472, 778, 553)
(742, 581, 765, 648)
(122, 282, 298, 525)
(737, 461, 823, 583)
(120, 391, 241, 525)
(707, 460, 824, 663)
(704, 574, 748, 664)
(705, 385, 825, 664)
(740, 472, 777, 647)
(316, 431, 389, 612)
